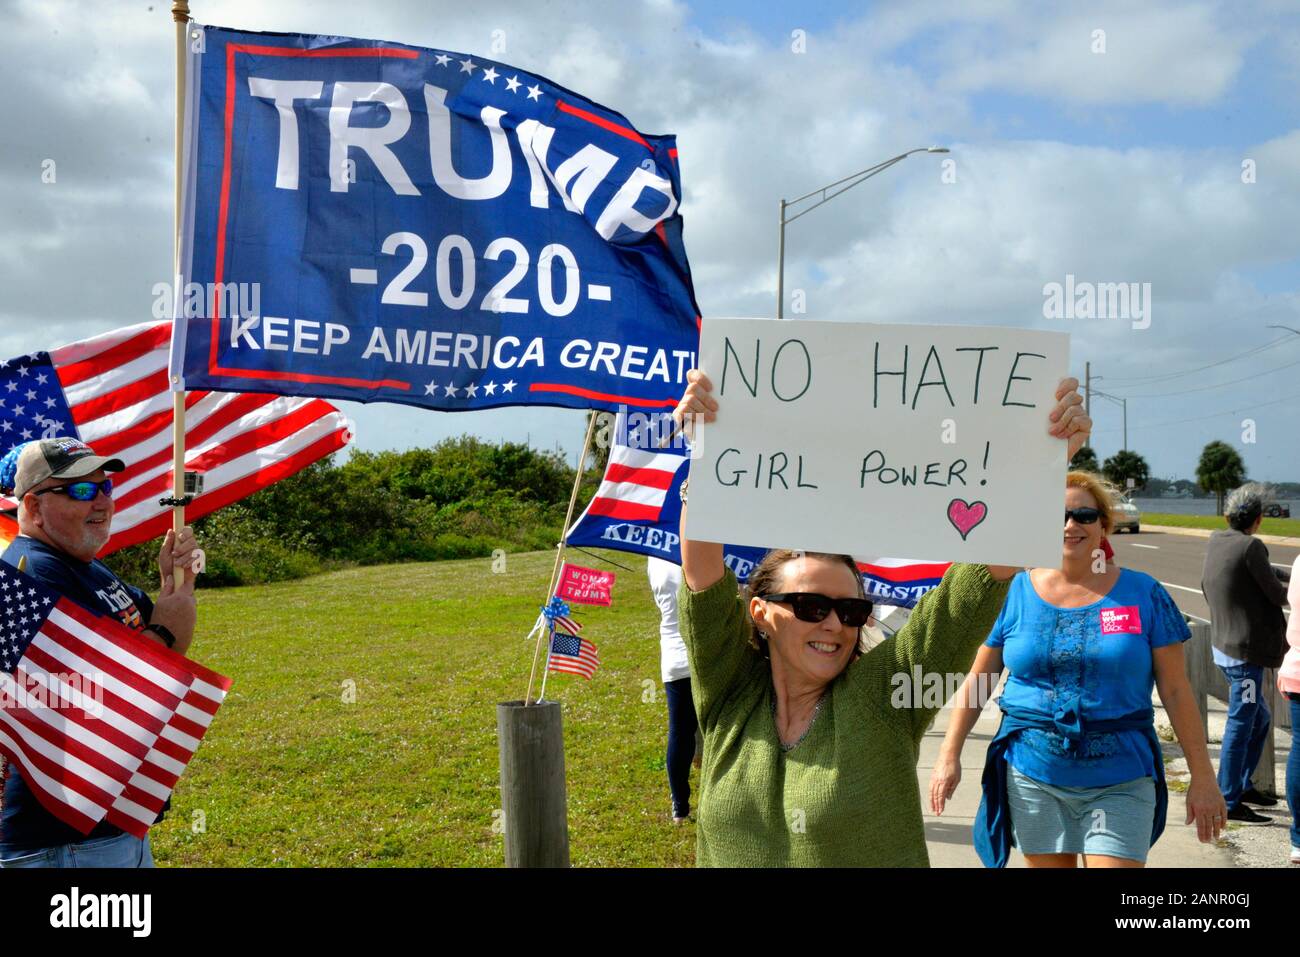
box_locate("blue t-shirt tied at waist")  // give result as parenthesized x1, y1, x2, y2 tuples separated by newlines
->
(972, 568, 1190, 868)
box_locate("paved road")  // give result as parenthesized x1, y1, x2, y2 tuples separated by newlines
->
(1109, 529, 1297, 621)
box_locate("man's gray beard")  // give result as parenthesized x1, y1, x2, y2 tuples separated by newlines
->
(74, 524, 111, 558)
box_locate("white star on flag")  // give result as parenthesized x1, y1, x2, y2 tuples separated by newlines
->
(505, 75, 521, 93)
(483, 382, 497, 395)
(526, 84, 543, 101)
(460, 57, 477, 74)
(434, 53, 451, 66)
(444, 383, 459, 397)
(482, 67, 499, 84)
(424, 381, 439, 395)
(465, 383, 479, 397)
(502, 380, 517, 393)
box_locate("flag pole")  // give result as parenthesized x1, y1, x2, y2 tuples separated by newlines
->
(523, 412, 598, 705)
(536, 620, 558, 702)
(170, 1, 190, 584)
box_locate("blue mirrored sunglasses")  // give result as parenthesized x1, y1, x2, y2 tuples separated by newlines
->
(34, 479, 113, 502)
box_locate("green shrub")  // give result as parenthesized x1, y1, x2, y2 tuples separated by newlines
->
(101, 437, 596, 591)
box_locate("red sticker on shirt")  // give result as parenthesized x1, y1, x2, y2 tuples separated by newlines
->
(1099, 606, 1142, 634)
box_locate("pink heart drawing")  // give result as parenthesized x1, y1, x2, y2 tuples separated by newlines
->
(947, 499, 988, 541)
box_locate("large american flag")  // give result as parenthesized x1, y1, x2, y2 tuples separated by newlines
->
(0, 320, 351, 554)
(0, 563, 230, 836)
(546, 630, 600, 680)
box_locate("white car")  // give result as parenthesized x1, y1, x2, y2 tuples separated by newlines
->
(1112, 497, 1141, 533)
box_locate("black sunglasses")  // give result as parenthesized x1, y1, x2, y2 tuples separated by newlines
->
(1065, 507, 1101, 525)
(34, 479, 114, 502)
(760, 593, 874, 628)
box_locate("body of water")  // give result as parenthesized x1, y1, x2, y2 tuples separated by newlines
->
(1132, 498, 1296, 516)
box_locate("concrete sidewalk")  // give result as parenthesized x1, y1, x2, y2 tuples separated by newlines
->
(917, 695, 1252, 867)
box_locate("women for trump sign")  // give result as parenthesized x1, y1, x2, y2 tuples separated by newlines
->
(556, 563, 615, 606)
(169, 25, 700, 413)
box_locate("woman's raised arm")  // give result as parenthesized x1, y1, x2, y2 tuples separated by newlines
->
(674, 370, 726, 592)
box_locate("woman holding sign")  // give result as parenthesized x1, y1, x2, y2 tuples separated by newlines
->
(929, 471, 1227, 867)
(671, 370, 1089, 867)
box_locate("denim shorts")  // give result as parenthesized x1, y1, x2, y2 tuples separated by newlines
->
(1007, 765, 1156, 863)
(0, 832, 154, 868)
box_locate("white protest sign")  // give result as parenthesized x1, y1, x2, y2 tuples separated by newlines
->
(683, 318, 1071, 568)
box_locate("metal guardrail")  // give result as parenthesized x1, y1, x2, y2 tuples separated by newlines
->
(1183, 615, 1289, 796)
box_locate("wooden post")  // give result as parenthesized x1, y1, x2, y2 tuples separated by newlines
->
(496, 700, 569, 867)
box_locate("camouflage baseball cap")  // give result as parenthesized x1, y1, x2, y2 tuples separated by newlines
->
(13, 437, 124, 499)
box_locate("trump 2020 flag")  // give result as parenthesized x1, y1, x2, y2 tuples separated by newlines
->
(169, 25, 700, 414)
(0, 321, 352, 555)
(0, 564, 230, 837)
(564, 411, 951, 605)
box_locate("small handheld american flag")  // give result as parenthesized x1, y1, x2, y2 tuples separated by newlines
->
(546, 628, 600, 681)
(0, 563, 230, 837)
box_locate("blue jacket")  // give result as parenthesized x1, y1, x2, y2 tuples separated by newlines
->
(972, 700, 1167, 868)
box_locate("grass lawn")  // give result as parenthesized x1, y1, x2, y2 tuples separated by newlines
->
(150, 549, 697, 867)
(1140, 512, 1300, 538)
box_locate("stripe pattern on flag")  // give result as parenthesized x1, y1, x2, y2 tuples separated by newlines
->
(0, 564, 230, 836)
(546, 630, 600, 680)
(583, 445, 684, 523)
(553, 614, 582, 636)
(0, 320, 351, 555)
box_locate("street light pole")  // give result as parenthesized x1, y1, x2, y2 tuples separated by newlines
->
(777, 199, 787, 319)
(1084, 361, 1091, 448)
(776, 146, 949, 319)
(1091, 383, 1128, 451)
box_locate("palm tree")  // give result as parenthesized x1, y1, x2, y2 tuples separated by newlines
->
(1195, 441, 1246, 515)
(1103, 449, 1150, 494)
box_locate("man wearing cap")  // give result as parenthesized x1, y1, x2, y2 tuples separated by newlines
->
(0, 437, 199, 867)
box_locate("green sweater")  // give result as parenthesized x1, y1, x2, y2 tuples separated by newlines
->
(678, 562, 1009, 867)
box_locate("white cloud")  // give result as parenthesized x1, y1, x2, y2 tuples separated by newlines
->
(943, 4, 1254, 105)
(0, 0, 1296, 478)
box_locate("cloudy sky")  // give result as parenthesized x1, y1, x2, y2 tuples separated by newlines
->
(2, 0, 1298, 482)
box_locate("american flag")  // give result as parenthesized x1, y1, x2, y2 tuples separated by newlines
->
(546, 629, 600, 680)
(0, 563, 230, 836)
(583, 442, 682, 522)
(553, 613, 582, 636)
(0, 320, 351, 554)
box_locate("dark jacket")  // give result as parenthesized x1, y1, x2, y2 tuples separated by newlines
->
(1201, 528, 1289, 667)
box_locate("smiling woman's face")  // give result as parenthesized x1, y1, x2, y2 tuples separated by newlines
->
(750, 555, 865, 687)
(1063, 485, 1106, 563)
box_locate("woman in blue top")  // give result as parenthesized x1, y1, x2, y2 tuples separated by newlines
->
(930, 471, 1226, 867)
